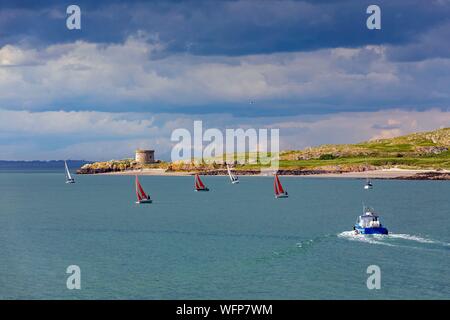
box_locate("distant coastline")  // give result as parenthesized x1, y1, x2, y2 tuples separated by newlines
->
(2, 160, 446, 180)
(4, 128, 449, 180)
(76, 127, 450, 180)
(83, 167, 450, 180)
(0, 160, 92, 171)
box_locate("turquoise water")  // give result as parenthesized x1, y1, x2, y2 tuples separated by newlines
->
(0, 172, 449, 299)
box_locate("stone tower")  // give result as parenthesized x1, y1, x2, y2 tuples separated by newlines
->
(135, 149, 155, 164)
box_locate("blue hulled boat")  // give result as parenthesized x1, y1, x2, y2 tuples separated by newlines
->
(353, 207, 388, 235)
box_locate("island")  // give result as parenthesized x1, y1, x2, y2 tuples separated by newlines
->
(77, 127, 450, 180)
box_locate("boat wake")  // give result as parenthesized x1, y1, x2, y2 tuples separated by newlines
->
(254, 232, 449, 265)
(387, 233, 444, 244)
(337, 231, 394, 246)
(268, 234, 335, 259)
(338, 231, 450, 251)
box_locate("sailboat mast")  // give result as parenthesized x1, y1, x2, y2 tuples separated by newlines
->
(227, 164, 233, 181)
(65, 161, 73, 180)
(274, 175, 279, 195)
(135, 176, 141, 201)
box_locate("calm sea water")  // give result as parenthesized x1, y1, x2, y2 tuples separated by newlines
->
(0, 171, 449, 299)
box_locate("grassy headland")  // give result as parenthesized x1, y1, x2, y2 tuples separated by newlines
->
(77, 128, 450, 176)
(277, 127, 450, 170)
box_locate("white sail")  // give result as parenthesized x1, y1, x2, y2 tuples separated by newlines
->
(65, 161, 74, 182)
(227, 164, 239, 183)
(226, 164, 233, 181)
(364, 162, 373, 188)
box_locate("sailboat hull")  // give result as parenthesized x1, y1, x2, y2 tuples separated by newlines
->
(195, 188, 209, 192)
(66, 179, 75, 184)
(275, 193, 288, 198)
(136, 199, 152, 204)
(231, 180, 239, 184)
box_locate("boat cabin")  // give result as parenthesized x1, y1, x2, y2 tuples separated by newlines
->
(356, 210, 381, 228)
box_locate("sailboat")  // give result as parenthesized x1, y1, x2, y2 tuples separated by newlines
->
(226, 164, 239, 184)
(274, 174, 288, 198)
(194, 174, 209, 191)
(135, 175, 152, 204)
(364, 177, 373, 189)
(64, 161, 75, 184)
(363, 163, 373, 189)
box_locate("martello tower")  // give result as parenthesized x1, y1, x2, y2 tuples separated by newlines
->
(135, 149, 155, 164)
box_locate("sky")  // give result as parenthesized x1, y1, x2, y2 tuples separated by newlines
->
(0, 0, 449, 160)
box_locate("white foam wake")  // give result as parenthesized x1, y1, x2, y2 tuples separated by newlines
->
(388, 233, 450, 246)
(388, 234, 434, 243)
(337, 231, 394, 246)
(338, 231, 450, 249)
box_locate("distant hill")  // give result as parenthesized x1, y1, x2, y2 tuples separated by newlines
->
(0, 160, 92, 171)
(280, 127, 450, 170)
(283, 127, 450, 160)
(78, 128, 450, 174)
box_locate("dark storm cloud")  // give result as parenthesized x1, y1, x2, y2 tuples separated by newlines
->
(1, 0, 449, 119)
(0, 0, 449, 59)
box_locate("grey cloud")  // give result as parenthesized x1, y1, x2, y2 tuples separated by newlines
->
(1, 0, 449, 59)
(1, 39, 450, 116)
(1, 108, 449, 160)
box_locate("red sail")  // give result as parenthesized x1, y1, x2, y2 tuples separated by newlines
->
(136, 176, 143, 201)
(275, 174, 285, 194)
(195, 174, 206, 190)
(197, 175, 205, 189)
(138, 182, 147, 198)
(274, 175, 279, 195)
(135, 176, 148, 200)
(195, 176, 200, 189)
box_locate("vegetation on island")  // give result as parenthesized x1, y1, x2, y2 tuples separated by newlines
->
(77, 159, 168, 174)
(278, 127, 450, 170)
(78, 127, 450, 174)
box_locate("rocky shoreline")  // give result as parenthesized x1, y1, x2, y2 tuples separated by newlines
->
(77, 167, 129, 174)
(192, 169, 347, 176)
(77, 166, 450, 180)
(392, 172, 450, 180)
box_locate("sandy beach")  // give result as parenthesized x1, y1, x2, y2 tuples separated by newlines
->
(100, 169, 192, 176)
(296, 168, 450, 179)
(96, 168, 450, 179)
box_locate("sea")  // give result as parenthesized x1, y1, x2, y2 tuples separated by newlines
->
(0, 170, 449, 299)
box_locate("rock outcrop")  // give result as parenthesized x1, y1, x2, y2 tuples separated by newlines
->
(394, 172, 450, 180)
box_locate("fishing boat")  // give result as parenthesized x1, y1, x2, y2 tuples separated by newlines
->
(274, 174, 288, 198)
(364, 178, 373, 189)
(64, 161, 75, 184)
(353, 206, 388, 235)
(135, 175, 152, 204)
(226, 164, 239, 184)
(194, 174, 209, 191)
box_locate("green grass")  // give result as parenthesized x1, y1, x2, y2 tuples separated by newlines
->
(85, 127, 450, 172)
(232, 153, 450, 170)
(271, 128, 450, 170)
(356, 142, 415, 153)
(277, 157, 450, 169)
(197, 128, 450, 171)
